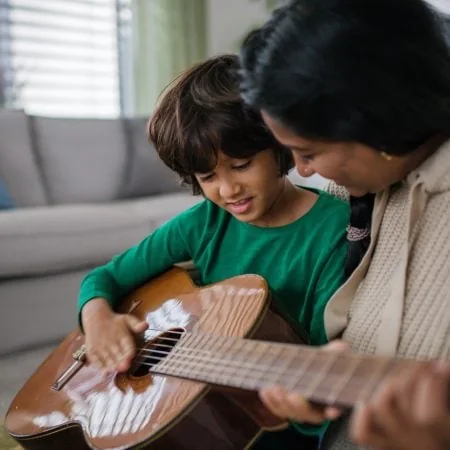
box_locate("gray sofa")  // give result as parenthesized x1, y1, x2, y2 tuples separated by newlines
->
(0, 109, 200, 355)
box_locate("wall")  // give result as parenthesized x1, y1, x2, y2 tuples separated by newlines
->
(427, 0, 450, 14)
(206, 0, 328, 189)
(207, 0, 450, 56)
(207, 0, 269, 55)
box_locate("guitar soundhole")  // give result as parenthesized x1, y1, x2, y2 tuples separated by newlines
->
(130, 328, 185, 377)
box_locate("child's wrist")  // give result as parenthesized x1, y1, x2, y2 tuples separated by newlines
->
(82, 298, 113, 328)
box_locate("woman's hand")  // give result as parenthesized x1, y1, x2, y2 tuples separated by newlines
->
(258, 340, 349, 424)
(82, 298, 148, 373)
(349, 361, 450, 450)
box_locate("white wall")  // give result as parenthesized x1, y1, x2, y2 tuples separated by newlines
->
(427, 0, 450, 14)
(207, 0, 449, 56)
(206, 0, 328, 189)
(207, 0, 270, 55)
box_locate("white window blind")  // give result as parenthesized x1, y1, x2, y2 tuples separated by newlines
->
(0, 0, 130, 118)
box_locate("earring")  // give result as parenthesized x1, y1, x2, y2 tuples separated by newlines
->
(380, 151, 393, 161)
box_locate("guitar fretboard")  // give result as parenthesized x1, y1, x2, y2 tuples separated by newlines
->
(150, 332, 421, 407)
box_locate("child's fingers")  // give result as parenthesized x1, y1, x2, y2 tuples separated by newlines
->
(260, 386, 327, 423)
(127, 315, 148, 333)
(94, 348, 109, 369)
(322, 339, 350, 353)
(119, 334, 136, 361)
(107, 343, 123, 368)
(86, 347, 100, 365)
(324, 406, 344, 420)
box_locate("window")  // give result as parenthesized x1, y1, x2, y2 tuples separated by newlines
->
(0, 0, 132, 117)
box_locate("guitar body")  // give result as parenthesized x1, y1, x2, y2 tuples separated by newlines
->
(5, 267, 305, 450)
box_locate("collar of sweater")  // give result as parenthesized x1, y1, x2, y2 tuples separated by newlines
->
(406, 136, 450, 194)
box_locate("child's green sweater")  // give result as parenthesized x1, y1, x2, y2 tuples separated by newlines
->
(77, 188, 349, 445)
(78, 190, 348, 346)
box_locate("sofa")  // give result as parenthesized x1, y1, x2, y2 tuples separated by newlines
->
(0, 109, 200, 355)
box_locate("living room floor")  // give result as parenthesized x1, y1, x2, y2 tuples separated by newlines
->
(0, 344, 56, 419)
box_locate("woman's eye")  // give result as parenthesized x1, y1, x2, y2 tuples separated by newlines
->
(301, 154, 314, 162)
(233, 160, 252, 170)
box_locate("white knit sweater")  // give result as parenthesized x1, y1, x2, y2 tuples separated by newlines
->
(322, 138, 450, 450)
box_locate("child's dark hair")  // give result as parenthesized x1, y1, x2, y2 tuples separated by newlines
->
(239, 0, 450, 276)
(147, 54, 294, 195)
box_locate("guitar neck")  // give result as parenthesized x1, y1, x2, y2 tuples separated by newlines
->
(149, 332, 420, 408)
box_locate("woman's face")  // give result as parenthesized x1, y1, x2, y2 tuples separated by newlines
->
(262, 111, 405, 197)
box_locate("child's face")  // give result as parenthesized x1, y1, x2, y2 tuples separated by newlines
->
(195, 150, 286, 224)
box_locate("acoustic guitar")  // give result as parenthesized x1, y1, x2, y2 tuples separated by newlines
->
(5, 267, 425, 450)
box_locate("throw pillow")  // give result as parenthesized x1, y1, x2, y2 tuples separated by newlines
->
(0, 179, 15, 209)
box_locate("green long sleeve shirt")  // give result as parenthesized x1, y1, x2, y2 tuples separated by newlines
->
(77, 188, 349, 443)
(78, 189, 348, 346)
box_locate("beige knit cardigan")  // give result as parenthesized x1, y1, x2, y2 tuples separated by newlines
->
(322, 138, 450, 450)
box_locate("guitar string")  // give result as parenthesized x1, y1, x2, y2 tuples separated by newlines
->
(130, 344, 358, 386)
(133, 341, 351, 379)
(94, 328, 379, 388)
(124, 350, 372, 403)
(133, 327, 373, 370)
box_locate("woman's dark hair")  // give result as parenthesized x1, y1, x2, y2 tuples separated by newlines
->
(147, 54, 294, 195)
(239, 0, 450, 275)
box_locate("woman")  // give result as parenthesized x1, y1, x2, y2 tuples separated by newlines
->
(239, 0, 450, 449)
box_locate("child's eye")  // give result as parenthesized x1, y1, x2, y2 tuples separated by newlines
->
(301, 154, 314, 162)
(198, 173, 215, 182)
(232, 160, 252, 170)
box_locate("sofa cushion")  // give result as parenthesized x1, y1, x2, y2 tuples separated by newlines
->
(0, 193, 201, 278)
(0, 179, 15, 209)
(0, 109, 48, 206)
(121, 117, 184, 198)
(31, 116, 128, 204)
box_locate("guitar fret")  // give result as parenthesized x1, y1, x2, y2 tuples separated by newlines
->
(236, 341, 258, 384)
(285, 348, 316, 391)
(218, 338, 250, 385)
(256, 343, 286, 387)
(160, 332, 207, 375)
(273, 347, 297, 390)
(200, 334, 236, 384)
(300, 352, 339, 400)
(184, 334, 208, 379)
(325, 355, 361, 406)
(155, 333, 412, 409)
(357, 357, 393, 403)
(336, 356, 393, 406)
(153, 336, 423, 412)
(236, 341, 266, 389)
(265, 346, 302, 388)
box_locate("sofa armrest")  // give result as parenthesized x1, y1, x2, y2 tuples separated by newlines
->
(0, 203, 152, 278)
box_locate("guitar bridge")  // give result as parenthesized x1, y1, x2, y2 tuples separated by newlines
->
(51, 344, 87, 391)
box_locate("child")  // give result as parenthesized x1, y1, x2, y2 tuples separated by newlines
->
(77, 54, 349, 449)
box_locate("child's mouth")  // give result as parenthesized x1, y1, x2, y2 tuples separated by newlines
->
(227, 198, 253, 214)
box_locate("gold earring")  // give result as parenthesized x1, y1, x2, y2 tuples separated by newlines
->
(380, 151, 392, 161)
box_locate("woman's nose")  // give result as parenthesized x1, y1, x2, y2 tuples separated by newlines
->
(294, 155, 316, 178)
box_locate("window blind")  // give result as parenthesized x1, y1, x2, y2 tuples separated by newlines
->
(0, 0, 131, 117)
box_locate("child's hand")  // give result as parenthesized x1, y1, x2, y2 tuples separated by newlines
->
(258, 340, 349, 423)
(81, 298, 148, 373)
